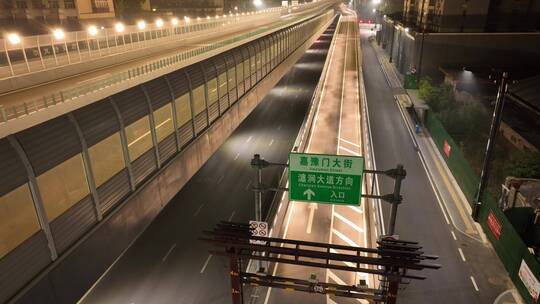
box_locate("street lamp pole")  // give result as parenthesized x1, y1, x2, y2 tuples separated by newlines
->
(472, 72, 509, 221)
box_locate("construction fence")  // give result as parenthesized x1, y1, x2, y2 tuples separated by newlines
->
(425, 110, 540, 304)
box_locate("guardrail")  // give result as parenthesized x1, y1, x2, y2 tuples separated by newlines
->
(0, 4, 334, 125)
(0, 8, 283, 79)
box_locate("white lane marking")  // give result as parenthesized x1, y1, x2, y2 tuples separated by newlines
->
(193, 203, 205, 217)
(348, 205, 363, 214)
(451, 231, 457, 241)
(334, 211, 364, 233)
(458, 248, 466, 262)
(228, 211, 236, 221)
(269, 139, 274, 146)
(306, 204, 318, 234)
(217, 175, 224, 184)
(339, 145, 361, 156)
(234, 153, 240, 160)
(339, 137, 361, 148)
(247, 135, 253, 142)
(162, 243, 177, 262)
(333, 228, 359, 247)
(336, 19, 349, 156)
(200, 255, 213, 273)
(245, 180, 252, 191)
(470, 276, 479, 291)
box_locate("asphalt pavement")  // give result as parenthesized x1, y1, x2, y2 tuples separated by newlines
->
(360, 26, 489, 303)
(78, 15, 335, 304)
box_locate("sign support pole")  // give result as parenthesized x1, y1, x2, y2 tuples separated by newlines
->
(388, 164, 406, 236)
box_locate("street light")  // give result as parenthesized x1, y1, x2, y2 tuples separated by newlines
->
(253, 0, 263, 8)
(53, 28, 65, 40)
(115, 22, 125, 32)
(7, 33, 21, 44)
(155, 18, 164, 27)
(87, 25, 98, 36)
(184, 16, 191, 23)
(137, 20, 147, 30)
(372, 0, 381, 4)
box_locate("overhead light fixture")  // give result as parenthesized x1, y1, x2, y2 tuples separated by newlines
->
(137, 20, 146, 30)
(114, 22, 125, 33)
(7, 33, 21, 44)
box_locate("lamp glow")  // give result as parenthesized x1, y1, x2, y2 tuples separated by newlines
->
(53, 28, 65, 39)
(114, 22, 125, 32)
(7, 33, 21, 44)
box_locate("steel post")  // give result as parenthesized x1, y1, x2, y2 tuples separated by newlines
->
(472, 72, 508, 221)
(388, 164, 405, 236)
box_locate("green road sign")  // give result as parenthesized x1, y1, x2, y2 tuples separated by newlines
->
(288, 152, 364, 206)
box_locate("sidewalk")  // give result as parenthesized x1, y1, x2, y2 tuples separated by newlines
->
(369, 38, 522, 304)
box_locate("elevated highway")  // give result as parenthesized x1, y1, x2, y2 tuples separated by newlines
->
(0, 3, 338, 303)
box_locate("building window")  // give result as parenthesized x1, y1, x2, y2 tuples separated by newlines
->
(64, 0, 75, 8)
(0, 184, 40, 259)
(16, 1, 28, 9)
(48, 0, 58, 8)
(88, 133, 125, 187)
(37, 154, 90, 221)
(91, 0, 110, 12)
(125, 116, 153, 161)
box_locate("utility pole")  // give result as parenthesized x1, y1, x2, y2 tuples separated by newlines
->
(472, 72, 509, 221)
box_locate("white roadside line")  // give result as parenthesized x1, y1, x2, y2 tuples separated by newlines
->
(470, 276, 479, 291)
(162, 243, 177, 262)
(228, 211, 236, 221)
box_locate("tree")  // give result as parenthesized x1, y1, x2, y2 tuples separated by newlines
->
(504, 152, 540, 179)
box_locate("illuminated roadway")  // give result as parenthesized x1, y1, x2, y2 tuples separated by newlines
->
(77, 14, 336, 304)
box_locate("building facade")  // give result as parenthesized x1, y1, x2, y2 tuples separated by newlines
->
(401, 0, 540, 32)
(1, 0, 115, 34)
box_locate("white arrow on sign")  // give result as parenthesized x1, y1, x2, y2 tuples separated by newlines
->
(306, 203, 318, 234)
(303, 188, 315, 200)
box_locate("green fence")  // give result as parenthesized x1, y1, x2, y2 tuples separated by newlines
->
(425, 110, 540, 304)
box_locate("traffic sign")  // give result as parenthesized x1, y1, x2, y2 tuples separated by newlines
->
(249, 220, 268, 245)
(288, 152, 364, 206)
